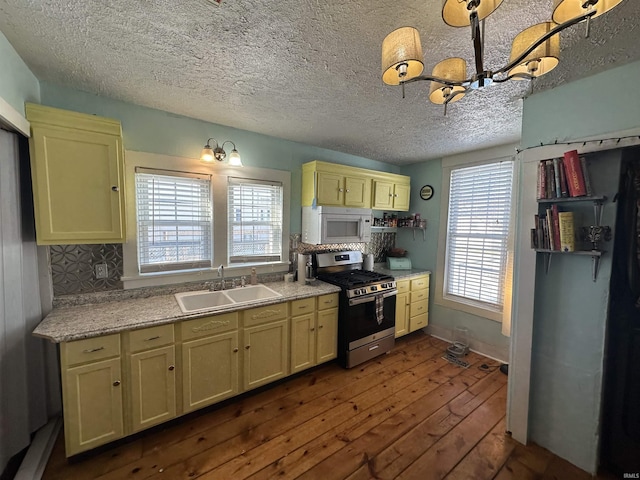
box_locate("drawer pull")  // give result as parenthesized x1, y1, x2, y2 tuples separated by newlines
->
(318, 325, 324, 329)
(82, 347, 105, 353)
(113, 380, 121, 387)
(144, 336, 161, 341)
(168, 365, 175, 371)
(369, 344, 380, 351)
(298, 305, 309, 309)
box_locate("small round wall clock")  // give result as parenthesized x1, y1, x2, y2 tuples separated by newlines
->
(420, 185, 434, 201)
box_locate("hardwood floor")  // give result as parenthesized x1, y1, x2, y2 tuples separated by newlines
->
(42, 333, 606, 480)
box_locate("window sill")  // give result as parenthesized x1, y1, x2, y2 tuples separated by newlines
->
(434, 294, 503, 323)
(122, 262, 290, 290)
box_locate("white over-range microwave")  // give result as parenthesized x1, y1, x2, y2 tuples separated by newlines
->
(302, 206, 372, 245)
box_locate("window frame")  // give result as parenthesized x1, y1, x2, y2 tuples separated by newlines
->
(434, 152, 517, 322)
(121, 151, 290, 289)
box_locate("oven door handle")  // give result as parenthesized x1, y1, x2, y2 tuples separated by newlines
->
(348, 289, 397, 306)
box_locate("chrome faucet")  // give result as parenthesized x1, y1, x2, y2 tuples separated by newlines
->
(217, 264, 225, 290)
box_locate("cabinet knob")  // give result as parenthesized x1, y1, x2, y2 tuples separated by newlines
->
(111, 186, 119, 192)
(318, 325, 324, 329)
(168, 365, 175, 371)
(346, 189, 350, 193)
(113, 380, 121, 387)
(339, 188, 344, 192)
(310, 327, 315, 332)
(245, 345, 250, 350)
(389, 193, 393, 197)
(233, 347, 239, 353)
(394, 194, 398, 197)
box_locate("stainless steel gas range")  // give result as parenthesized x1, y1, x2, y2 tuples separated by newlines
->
(315, 251, 397, 368)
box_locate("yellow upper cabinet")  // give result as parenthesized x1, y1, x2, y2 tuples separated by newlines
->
(372, 180, 411, 211)
(302, 161, 410, 211)
(25, 103, 126, 245)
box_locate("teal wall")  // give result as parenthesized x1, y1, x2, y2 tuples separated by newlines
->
(0, 30, 39, 116)
(521, 63, 640, 472)
(522, 60, 640, 149)
(39, 82, 400, 233)
(397, 160, 510, 358)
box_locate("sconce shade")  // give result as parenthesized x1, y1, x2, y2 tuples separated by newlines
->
(228, 149, 243, 167)
(509, 22, 560, 79)
(382, 27, 424, 86)
(428, 58, 467, 104)
(442, 0, 504, 27)
(552, 0, 623, 23)
(200, 146, 215, 162)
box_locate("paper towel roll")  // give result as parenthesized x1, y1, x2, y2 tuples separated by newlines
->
(364, 253, 374, 271)
(297, 254, 309, 284)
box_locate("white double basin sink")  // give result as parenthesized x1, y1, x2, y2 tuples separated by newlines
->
(174, 284, 283, 314)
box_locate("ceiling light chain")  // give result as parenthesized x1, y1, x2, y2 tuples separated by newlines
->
(381, 0, 624, 113)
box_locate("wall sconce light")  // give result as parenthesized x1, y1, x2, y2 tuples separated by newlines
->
(200, 138, 243, 166)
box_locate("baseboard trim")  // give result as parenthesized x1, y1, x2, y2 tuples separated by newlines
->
(424, 324, 509, 363)
(14, 417, 61, 480)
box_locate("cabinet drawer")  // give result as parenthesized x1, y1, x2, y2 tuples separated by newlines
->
(411, 276, 429, 290)
(410, 288, 429, 303)
(410, 299, 429, 318)
(317, 293, 339, 310)
(180, 312, 238, 341)
(410, 313, 428, 331)
(128, 324, 174, 353)
(396, 280, 410, 294)
(63, 334, 121, 367)
(243, 302, 288, 328)
(291, 297, 315, 317)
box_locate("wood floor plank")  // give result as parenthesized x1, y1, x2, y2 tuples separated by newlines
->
(41, 333, 611, 480)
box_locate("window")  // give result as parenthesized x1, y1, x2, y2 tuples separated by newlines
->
(443, 160, 514, 313)
(135, 168, 212, 273)
(227, 177, 283, 264)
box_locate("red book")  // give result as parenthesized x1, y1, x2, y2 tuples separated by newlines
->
(537, 161, 546, 199)
(551, 204, 561, 251)
(563, 150, 587, 197)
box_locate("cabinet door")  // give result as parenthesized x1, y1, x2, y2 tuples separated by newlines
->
(372, 180, 394, 209)
(29, 124, 125, 245)
(291, 313, 316, 374)
(316, 307, 338, 363)
(395, 292, 410, 338)
(344, 176, 369, 208)
(316, 171, 344, 206)
(243, 319, 289, 391)
(182, 331, 239, 413)
(129, 345, 176, 433)
(393, 183, 411, 211)
(62, 358, 123, 456)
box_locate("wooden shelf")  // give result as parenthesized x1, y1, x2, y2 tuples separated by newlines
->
(398, 226, 426, 241)
(537, 195, 606, 204)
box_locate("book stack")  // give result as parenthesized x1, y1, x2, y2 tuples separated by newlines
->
(536, 150, 592, 199)
(531, 206, 575, 252)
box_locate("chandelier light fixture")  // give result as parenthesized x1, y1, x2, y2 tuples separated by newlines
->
(200, 138, 243, 166)
(381, 0, 624, 113)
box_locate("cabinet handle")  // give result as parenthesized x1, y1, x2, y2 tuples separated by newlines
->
(245, 345, 250, 350)
(111, 186, 119, 192)
(144, 336, 161, 341)
(233, 348, 239, 353)
(113, 380, 121, 387)
(168, 365, 175, 371)
(310, 327, 315, 332)
(299, 305, 308, 309)
(82, 346, 104, 353)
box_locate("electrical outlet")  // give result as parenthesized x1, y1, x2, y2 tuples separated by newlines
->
(94, 263, 108, 279)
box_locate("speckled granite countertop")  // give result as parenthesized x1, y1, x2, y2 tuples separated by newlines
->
(33, 281, 341, 343)
(372, 264, 431, 280)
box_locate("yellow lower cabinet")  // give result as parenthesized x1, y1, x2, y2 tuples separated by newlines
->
(291, 312, 316, 374)
(316, 307, 338, 363)
(62, 357, 124, 456)
(243, 319, 289, 390)
(395, 291, 410, 338)
(408, 274, 430, 333)
(129, 344, 176, 433)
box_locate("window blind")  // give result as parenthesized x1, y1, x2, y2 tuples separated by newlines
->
(445, 161, 514, 309)
(135, 168, 212, 273)
(227, 177, 283, 264)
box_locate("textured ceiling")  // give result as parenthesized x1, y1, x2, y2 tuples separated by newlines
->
(0, 0, 638, 164)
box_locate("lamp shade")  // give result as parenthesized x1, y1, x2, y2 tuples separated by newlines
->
(509, 22, 560, 79)
(200, 146, 215, 162)
(228, 149, 243, 167)
(442, 0, 504, 28)
(552, 0, 623, 23)
(428, 58, 467, 104)
(382, 27, 424, 86)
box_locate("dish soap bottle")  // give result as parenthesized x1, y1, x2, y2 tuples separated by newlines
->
(250, 268, 258, 285)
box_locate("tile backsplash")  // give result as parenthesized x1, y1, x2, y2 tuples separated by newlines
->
(50, 232, 396, 296)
